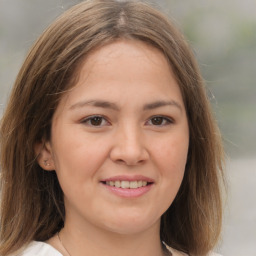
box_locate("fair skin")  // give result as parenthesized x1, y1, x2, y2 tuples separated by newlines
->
(37, 40, 189, 256)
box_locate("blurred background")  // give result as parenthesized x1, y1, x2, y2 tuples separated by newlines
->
(0, 0, 255, 255)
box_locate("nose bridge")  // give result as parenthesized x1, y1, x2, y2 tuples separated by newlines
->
(110, 121, 148, 165)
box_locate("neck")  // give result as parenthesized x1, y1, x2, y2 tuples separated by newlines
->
(55, 219, 166, 256)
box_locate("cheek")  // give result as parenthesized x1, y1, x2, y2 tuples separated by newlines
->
(152, 137, 189, 201)
(157, 136, 189, 202)
(51, 130, 111, 183)
(154, 135, 189, 171)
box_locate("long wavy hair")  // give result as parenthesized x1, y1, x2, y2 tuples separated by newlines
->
(0, 1, 225, 255)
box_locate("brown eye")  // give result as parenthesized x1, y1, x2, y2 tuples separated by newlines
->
(90, 116, 103, 126)
(151, 117, 164, 125)
(81, 115, 109, 127)
(147, 116, 173, 126)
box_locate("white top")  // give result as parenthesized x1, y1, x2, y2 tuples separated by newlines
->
(19, 241, 222, 256)
(19, 241, 62, 256)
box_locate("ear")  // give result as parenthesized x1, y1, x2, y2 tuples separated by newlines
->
(34, 140, 56, 171)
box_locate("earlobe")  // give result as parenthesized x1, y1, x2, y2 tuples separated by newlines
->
(34, 141, 55, 171)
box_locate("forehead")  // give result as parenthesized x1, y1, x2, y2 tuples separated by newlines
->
(81, 39, 171, 72)
(75, 39, 176, 88)
(54, 39, 183, 114)
(89, 39, 165, 61)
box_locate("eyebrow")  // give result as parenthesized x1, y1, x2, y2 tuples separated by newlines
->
(143, 100, 182, 111)
(69, 100, 119, 111)
(69, 99, 182, 112)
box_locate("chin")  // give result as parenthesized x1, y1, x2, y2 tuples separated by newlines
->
(104, 224, 154, 235)
(100, 213, 160, 235)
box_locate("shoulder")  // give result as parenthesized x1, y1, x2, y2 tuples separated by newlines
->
(17, 241, 62, 256)
(208, 253, 223, 256)
(165, 244, 222, 256)
(169, 249, 222, 256)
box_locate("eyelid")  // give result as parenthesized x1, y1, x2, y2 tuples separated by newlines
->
(80, 115, 110, 126)
(79, 114, 174, 127)
(145, 115, 174, 126)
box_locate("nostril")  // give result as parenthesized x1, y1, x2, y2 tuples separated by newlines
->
(113, 157, 146, 166)
(115, 159, 130, 165)
(109, 141, 149, 166)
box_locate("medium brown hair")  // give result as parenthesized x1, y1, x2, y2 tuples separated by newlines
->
(0, 1, 224, 255)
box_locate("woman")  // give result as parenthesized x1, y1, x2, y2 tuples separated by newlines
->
(0, 1, 225, 255)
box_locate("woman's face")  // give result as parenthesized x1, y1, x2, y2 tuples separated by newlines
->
(41, 40, 189, 235)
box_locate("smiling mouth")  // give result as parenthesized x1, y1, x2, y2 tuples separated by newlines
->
(102, 180, 153, 189)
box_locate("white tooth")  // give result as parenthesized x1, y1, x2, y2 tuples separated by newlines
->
(138, 181, 142, 187)
(130, 181, 138, 189)
(121, 181, 129, 189)
(142, 181, 147, 187)
(106, 181, 111, 186)
(115, 181, 121, 188)
(110, 181, 114, 186)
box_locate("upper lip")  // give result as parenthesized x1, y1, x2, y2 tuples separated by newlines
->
(101, 175, 154, 183)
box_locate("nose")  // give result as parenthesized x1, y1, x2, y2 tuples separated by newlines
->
(109, 125, 149, 166)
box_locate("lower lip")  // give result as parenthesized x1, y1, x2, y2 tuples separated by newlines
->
(102, 183, 153, 198)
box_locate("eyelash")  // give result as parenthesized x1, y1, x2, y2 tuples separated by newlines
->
(81, 115, 110, 127)
(146, 116, 174, 126)
(80, 115, 174, 127)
